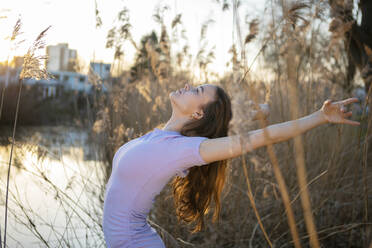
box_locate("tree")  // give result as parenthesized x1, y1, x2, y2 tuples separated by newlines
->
(129, 31, 159, 81)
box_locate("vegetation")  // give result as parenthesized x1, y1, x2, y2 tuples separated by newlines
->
(0, 0, 371, 247)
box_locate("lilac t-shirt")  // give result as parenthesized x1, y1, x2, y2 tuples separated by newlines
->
(102, 128, 208, 247)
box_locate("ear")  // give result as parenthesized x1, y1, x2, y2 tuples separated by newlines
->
(191, 110, 204, 120)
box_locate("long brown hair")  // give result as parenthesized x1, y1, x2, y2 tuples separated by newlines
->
(171, 85, 233, 232)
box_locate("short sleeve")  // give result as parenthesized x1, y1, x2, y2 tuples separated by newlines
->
(183, 136, 208, 166)
(169, 135, 209, 177)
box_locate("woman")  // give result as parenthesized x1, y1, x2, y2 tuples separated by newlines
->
(102, 83, 359, 247)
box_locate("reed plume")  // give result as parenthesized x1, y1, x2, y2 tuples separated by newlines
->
(3, 24, 51, 248)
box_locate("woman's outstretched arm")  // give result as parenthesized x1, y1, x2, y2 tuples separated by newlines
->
(199, 98, 360, 164)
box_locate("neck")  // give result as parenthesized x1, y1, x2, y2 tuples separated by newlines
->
(162, 112, 190, 132)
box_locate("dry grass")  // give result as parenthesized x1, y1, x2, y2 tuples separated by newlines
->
(90, 2, 370, 247)
(91, 5, 371, 245)
(1, 1, 371, 247)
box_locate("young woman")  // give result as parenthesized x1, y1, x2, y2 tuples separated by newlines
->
(102, 83, 359, 247)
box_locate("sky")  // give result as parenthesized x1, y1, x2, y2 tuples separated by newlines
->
(0, 0, 265, 76)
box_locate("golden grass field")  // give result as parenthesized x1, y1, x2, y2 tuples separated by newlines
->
(0, 0, 371, 247)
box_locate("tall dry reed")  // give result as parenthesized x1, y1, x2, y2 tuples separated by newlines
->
(1, 18, 51, 247)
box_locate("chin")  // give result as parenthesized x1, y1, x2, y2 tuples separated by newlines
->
(169, 92, 182, 111)
(169, 91, 177, 104)
(169, 91, 175, 101)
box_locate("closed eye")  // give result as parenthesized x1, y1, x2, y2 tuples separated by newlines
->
(197, 87, 201, 94)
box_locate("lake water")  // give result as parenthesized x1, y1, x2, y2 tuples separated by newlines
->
(0, 126, 107, 247)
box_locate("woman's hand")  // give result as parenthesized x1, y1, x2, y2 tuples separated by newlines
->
(320, 98, 360, 126)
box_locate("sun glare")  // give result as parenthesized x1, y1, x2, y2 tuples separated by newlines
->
(0, 45, 9, 63)
(0, 19, 13, 63)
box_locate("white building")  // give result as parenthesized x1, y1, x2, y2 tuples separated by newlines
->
(48, 70, 91, 93)
(23, 70, 100, 99)
(89, 62, 111, 81)
(46, 43, 77, 71)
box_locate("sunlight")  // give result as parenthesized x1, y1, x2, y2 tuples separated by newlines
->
(0, 33, 10, 62)
(0, 0, 368, 247)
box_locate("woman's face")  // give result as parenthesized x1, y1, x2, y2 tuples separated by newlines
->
(169, 83, 217, 119)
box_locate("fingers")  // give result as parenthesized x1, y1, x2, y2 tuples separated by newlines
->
(342, 110, 360, 125)
(343, 111, 352, 117)
(329, 97, 359, 107)
(343, 118, 360, 126)
(341, 97, 359, 105)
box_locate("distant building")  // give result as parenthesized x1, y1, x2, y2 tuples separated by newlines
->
(23, 70, 92, 99)
(24, 77, 61, 98)
(0, 44, 110, 97)
(89, 62, 111, 81)
(48, 70, 91, 93)
(46, 43, 77, 71)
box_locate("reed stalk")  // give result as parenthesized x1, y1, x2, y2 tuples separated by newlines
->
(2, 25, 50, 248)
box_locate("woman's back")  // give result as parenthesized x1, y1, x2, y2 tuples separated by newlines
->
(102, 128, 208, 248)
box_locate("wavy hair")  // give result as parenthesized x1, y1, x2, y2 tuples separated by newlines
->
(171, 85, 233, 232)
